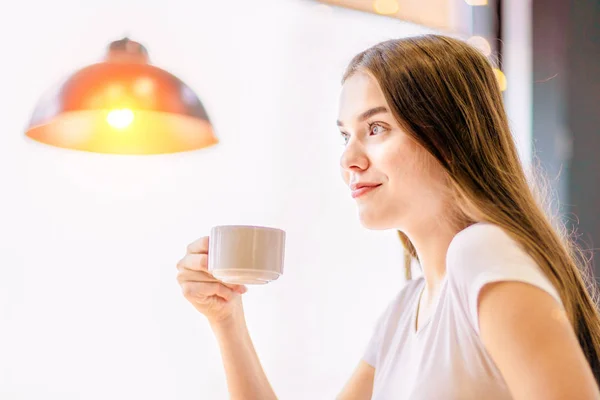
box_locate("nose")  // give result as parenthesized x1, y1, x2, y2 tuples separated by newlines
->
(340, 140, 369, 172)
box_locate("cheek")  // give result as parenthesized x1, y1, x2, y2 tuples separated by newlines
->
(387, 152, 447, 202)
(380, 148, 423, 191)
(378, 148, 410, 179)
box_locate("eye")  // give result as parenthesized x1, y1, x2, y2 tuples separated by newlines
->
(340, 131, 350, 145)
(369, 123, 386, 136)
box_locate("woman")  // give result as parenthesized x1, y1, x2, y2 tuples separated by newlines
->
(176, 35, 600, 399)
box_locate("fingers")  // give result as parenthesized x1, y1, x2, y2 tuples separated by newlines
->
(186, 236, 209, 255)
(176, 257, 248, 293)
(181, 281, 236, 302)
(177, 253, 208, 272)
(177, 268, 247, 294)
(176, 267, 213, 284)
(180, 236, 249, 297)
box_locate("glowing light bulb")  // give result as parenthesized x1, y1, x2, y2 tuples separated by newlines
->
(467, 36, 492, 56)
(106, 109, 134, 129)
(493, 69, 507, 91)
(373, 0, 399, 15)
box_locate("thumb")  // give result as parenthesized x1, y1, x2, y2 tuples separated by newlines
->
(236, 285, 248, 294)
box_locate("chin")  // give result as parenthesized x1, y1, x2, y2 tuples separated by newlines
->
(357, 211, 394, 230)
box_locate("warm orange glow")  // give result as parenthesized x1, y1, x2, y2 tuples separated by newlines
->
(106, 84, 124, 101)
(26, 110, 218, 155)
(106, 109, 134, 129)
(373, 0, 399, 15)
(133, 77, 155, 96)
(25, 37, 219, 155)
(467, 36, 492, 56)
(465, 0, 487, 5)
(493, 68, 507, 91)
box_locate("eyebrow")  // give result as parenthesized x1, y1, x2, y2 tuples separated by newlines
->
(336, 106, 389, 127)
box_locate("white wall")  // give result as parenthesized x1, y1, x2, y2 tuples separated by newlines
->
(0, 1, 437, 399)
(503, 0, 533, 170)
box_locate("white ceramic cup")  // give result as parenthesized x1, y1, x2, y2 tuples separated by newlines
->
(208, 225, 286, 285)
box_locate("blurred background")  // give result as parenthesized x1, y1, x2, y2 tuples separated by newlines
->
(0, 0, 597, 399)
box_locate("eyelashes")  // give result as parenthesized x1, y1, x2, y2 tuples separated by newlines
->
(339, 122, 388, 145)
(340, 131, 350, 145)
(368, 122, 386, 135)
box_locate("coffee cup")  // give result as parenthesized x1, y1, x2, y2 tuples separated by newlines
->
(208, 225, 286, 285)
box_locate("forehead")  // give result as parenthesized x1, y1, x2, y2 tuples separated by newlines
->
(338, 71, 388, 122)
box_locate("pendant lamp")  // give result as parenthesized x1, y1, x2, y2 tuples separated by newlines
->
(25, 37, 218, 155)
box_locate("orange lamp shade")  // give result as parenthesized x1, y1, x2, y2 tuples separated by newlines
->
(25, 38, 218, 155)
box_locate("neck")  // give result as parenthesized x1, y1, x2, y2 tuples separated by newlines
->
(405, 220, 472, 294)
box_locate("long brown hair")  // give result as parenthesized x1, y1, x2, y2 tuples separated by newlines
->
(343, 34, 600, 382)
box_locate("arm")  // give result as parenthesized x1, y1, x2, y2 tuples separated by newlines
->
(337, 360, 375, 400)
(210, 305, 278, 400)
(478, 281, 600, 400)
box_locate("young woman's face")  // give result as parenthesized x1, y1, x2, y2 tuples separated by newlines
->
(337, 71, 449, 231)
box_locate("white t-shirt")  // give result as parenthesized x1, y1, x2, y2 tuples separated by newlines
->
(363, 222, 563, 400)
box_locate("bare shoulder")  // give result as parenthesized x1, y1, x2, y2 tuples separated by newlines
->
(337, 360, 375, 400)
(478, 281, 599, 400)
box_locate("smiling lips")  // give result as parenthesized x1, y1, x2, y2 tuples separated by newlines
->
(350, 182, 382, 198)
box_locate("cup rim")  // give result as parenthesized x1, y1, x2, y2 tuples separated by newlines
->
(210, 224, 285, 234)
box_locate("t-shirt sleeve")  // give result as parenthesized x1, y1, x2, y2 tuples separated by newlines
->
(447, 223, 563, 335)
